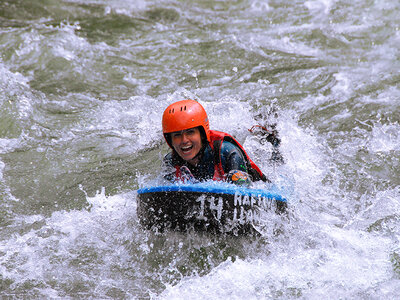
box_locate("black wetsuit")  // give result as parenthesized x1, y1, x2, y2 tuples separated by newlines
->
(163, 141, 248, 182)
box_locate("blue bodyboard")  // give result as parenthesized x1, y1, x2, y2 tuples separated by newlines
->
(137, 182, 288, 233)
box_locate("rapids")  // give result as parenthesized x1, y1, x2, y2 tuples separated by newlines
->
(0, 0, 399, 298)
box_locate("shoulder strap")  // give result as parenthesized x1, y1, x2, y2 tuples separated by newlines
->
(212, 139, 222, 166)
(216, 132, 268, 182)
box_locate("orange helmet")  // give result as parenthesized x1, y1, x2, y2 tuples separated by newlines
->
(162, 99, 210, 148)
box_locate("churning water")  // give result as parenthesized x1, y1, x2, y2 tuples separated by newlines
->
(1, 0, 399, 298)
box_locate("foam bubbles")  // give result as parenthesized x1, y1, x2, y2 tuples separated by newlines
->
(304, 0, 333, 15)
(368, 123, 400, 153)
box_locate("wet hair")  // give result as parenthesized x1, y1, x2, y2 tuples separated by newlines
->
(197, 126, 208, 145)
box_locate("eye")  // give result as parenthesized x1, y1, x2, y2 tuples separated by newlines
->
(171, 132, 182, 139)
(186, 129, 196, 135)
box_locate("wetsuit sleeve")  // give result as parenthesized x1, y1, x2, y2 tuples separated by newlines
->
(162, 152, 176, 182)
(220, 141, 248, 174)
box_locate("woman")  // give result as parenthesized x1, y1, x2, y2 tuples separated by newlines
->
(162, 99, 268, 184)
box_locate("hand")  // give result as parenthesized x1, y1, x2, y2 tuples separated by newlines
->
(226, 170, 252, 186)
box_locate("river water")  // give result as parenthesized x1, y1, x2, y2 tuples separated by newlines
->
(1, 0, 399, 298)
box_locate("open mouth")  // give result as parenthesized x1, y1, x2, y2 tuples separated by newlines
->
(181, 145, 193, 153)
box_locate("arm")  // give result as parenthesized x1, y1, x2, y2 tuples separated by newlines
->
(162, 152, 176, 182)
(162, 152, 198, 183)
(220, 141, 248, 173)
(220, 141, 252, 185)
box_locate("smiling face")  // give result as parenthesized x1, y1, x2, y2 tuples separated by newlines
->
(170, 127, 203, 165)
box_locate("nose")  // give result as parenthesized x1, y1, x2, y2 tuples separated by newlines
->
(181, 132, 190, 143)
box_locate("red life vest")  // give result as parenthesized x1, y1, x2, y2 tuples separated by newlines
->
(174, 130, 267, 182)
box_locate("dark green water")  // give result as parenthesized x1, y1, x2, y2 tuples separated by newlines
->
(1, 0, 399, 298)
